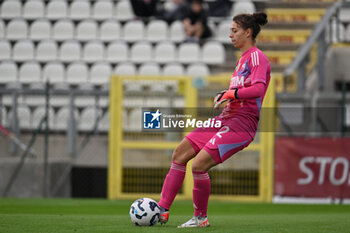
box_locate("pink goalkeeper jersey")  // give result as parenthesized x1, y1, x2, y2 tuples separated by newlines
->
(220, 46, 271, 134)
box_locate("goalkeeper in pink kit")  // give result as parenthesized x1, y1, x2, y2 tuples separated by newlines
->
(158, 12, 271, 228)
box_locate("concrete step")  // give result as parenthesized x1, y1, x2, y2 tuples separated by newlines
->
(265, 22, 316, 30)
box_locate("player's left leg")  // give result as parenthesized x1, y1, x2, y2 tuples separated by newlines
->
(178, 150, 216, 228)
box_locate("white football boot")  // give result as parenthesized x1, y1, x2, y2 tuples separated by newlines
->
(177, 216, 210, 228)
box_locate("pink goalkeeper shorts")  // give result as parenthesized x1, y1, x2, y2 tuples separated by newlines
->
(185, 116, 255, 164)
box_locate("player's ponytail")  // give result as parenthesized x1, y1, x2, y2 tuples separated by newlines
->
(233, 12, 268, 41)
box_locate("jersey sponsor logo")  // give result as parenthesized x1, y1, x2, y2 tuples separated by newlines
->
(230, 75, 245, 87)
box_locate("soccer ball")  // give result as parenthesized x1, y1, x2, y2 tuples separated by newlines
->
(129, 198, 161, 226)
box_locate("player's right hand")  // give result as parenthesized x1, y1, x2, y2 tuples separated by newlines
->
(213, 90, 227, 109)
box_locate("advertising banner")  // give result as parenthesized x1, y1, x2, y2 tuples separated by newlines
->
(275, 137, 350, 198)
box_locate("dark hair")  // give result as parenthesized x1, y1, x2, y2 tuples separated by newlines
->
(233, 12, 268, 40)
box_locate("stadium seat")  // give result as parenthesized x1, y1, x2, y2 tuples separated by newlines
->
(46, 0, 68, 20)
(327, 20, 346, 43)
(146, 20, 168, 42)
(138, 63, 161, 76)
(346, 25, 350, 42)
(66, 62, 88, 84)
(6, 19, 28, 41)
(98, 111, 109, 132)
(0, 61, 18, 84)
(19, 62, 41, 84)
(123, 21, 145, 42)
(36, 40, 58, 62)
(130, 42, 152, 63)
(54, 107, 78, 131)
(59, 40, 81, 62)
(53, 19, 74, 41)
(339, 8, 350, 23)
(162, 63, 185, 76)
(106, 41, 128, 63)
(92, 0, 114, 20)
(115, 0, 134, 21)
(10, 106, 32, 130)
(42, 62, 65, 83)
(217, 20, 231, 44)
(79, 107, 99, 131)
(90, 62, 112, 85)
(83, 41, 105, 62)
(76, 20, 98, 41)
(0, 40, 11, 61)
(128, 109, 141, 132)
(186, 63, 210, 78)
(178, 43, 200, 64)
(202, 41, 225, 65)
(154, 41, 176, 64)
(100, 20, 121, 41)
(23, 0, 45, 19)
(231, 0, 255, 17)
(114, 62, 136, 76)
(0, 0, 21, 19)
(0, 20, 4, 38)
(69, 0, 91, 20)
(170, 21, 185, 42)
(32, 106, 55, 129)
(30, 19, 51, 41)
(13, 40, 35, 62)
(0, 106, 7, 127)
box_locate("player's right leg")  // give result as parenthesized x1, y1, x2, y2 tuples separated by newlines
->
(158, 138, 197, 224)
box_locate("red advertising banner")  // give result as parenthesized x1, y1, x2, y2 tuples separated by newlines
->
(275, 137, 350, 198)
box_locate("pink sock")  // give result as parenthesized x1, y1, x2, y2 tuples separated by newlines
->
(192, 171, 210, 217)
(158, 161, 186, 210)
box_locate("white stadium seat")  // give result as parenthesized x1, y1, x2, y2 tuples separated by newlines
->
(90, 62, 112, 85)
(346, 25, 350, 42)
(19, 62, 41, 84)
(154, 42, 176, 64)
(36, 40, 58, 62)
(69, 0, 91, 20)
(59, 40, 81, 62)
(0, 40, 11, 61)
(114, 62, 136, 76)
(10, 106, 32, 130)
(0, 61, 18, 83)
(53, 107, 78, 131)
(6, 19, 28, 40)
(66, 62, 88, 84)
(115, 0, 134, 21)
(162, 63, 185, 76)
(23, 0, 45, 19)
(53, 20, 74, 41)
(186, 63, 210, 78)
(106, 41, 128, 63)
(92, 0, 114, 20)
(13, 40, 35, 62)
(202, 41, 225, 65)
(79, 107, 99, 131)
(178, 43, 200, 64)
(231, 1, 255, 17)
(0, 20, 4, 38)
(32, 107, 55, 129)
(217, 20, 232, 44)
(98, 111, 109, 132)
(138, 63, 161, 76)
(123, 21, 145, 42)
(170, 21, 185, 42)
(100, 20, 121, 41)
(1, 0, 21, 19)
(46, 0, 68, 20)
(42, 62, 65, 83)
(146, 20, 168, 42)
(83, 41, 105, 62)
(30, 19, 51, 41)
(0, 106, 7, 127)
(76, 20, 98, 41)
(128, 109, 141, 132)
(130, 42, 152, 63)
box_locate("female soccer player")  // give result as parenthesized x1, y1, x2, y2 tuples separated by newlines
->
(158, 12, 270, 228)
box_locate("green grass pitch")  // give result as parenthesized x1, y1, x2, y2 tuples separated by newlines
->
(1, 198, 350, 233)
